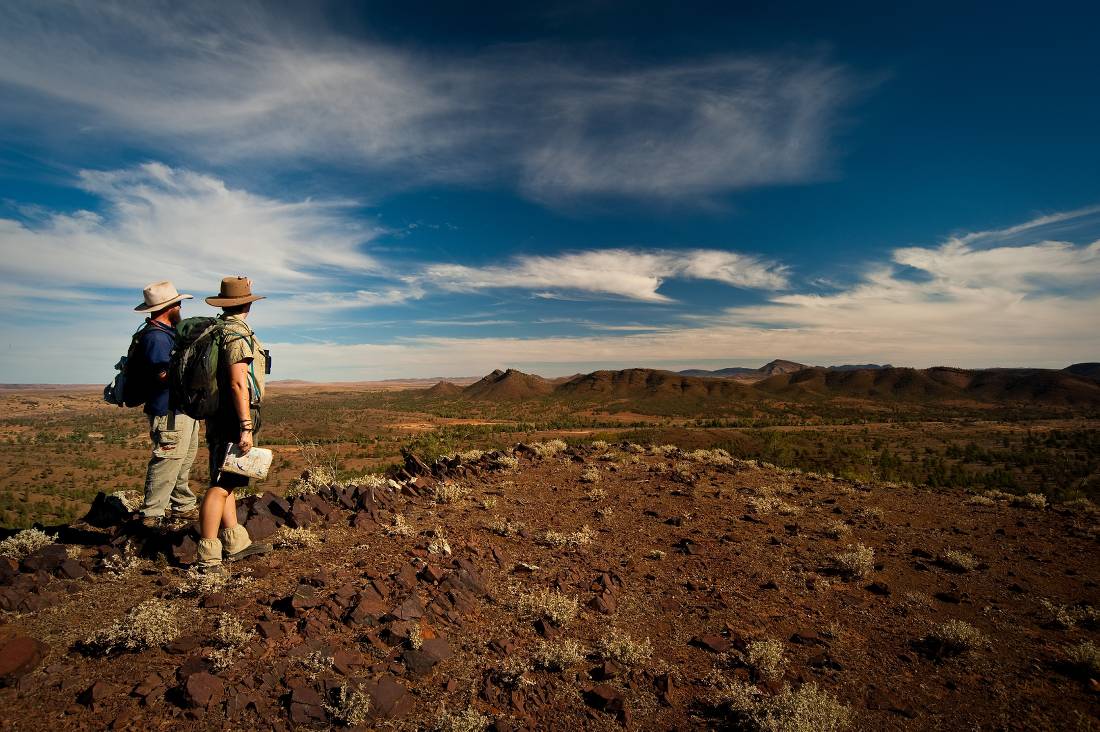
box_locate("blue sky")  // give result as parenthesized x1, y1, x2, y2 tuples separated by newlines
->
(0, 1, 1098, 382)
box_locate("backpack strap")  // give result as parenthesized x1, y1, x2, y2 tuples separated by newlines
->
(218, 318, 262, 403)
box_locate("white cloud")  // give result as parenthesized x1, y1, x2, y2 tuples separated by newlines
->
(0, 162, 392, 325)
(421, 249, 788, 302)
(0, 1, 856, 204)
(0, 162, 378, 293)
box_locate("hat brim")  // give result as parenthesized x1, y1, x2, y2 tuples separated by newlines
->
(134, 294, 193, 313)
(204, 294, 266, 307)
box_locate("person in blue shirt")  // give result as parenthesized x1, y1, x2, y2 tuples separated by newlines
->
(133, 281, 200, 528)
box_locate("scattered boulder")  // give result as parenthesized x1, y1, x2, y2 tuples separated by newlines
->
(183, 672, 224, 709)
(0, 633, 48, 687)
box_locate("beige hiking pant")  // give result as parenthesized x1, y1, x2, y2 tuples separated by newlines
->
(141, 411, 199, 518)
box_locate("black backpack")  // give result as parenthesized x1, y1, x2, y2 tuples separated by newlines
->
(103, 323, 157, 408)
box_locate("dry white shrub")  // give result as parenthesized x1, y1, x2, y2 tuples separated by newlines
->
(209, 613, 255, 670)
(1065, 641, 1100, 676)
(100, 552, 143, 578)
(745, 639, 787, 681)
(301, 649, 334, 675)
(596, 629, 653, 666)
(85, 599, 181, 653)
(286, 465, 337, 498)
(580, 466, 602, 484)
(65, 545, 83, 560)
(480, 497, 498, 510)
(387, 514, 414, 537)
(967, 494, 996, 507)
(689, 448, 737, 467)
(645, 549, 666, 560)
(487, 517, 524, 537)
(532, 638, 586, 671)
(428, 526, 452, 556)
(591, 440, 609, 450)
(1012, 493, 1047, 510)
(273, 526, 322, 549)
(925, 620, 987, 655)
(824, 521, 850, 539)
(434, 707, 490, 732)
(408, 623, 424, 650)
(939, 550, 978, 572)
(531, 439, 568, 458)
(1039, 599, 1099, 630)
(540, 525, 595, 549)
(596, 506, 615, 520)
(491, 455, 520, 472)
(829, 544, 874, 579)
(431, 482, 469, 504)
(0, 528, 54, 559)
(325, 684, 373, 727)
(708, 673, 850, 731)
(747, 496, 799, 516)
(518, 588, 579, 626)
(585, 487, 607, 501)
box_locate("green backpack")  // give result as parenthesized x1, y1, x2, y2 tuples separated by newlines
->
(169, 317, 261, 419)
(168, 317, 222, 419)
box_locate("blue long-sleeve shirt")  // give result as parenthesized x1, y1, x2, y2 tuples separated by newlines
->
(140, 320, 176, 416)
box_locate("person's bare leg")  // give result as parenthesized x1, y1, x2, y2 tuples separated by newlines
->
(200, 486, 228, 540)
(222, 490, 238, 530)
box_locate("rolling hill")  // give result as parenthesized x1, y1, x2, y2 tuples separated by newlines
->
(461, 368, 555, 400)
(441, 363, 1100, 409)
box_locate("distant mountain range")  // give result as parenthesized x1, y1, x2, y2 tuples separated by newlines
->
(677, 359, 894, 380)
(433, 362, 1100, 407)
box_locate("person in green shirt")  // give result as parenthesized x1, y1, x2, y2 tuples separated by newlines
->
(196, 276, 272, 573)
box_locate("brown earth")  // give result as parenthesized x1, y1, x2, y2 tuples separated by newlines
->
(1, 443, 1098, 730)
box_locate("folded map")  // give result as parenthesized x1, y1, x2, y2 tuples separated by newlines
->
(220, 444, 273, 480)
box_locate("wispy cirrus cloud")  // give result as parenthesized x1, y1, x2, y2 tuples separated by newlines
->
(0, 1, 858, 205)
(421, 249, 789, 302)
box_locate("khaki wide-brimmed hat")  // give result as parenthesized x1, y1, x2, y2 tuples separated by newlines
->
(134, 281, 193, 313)
(205, 276, 266, 307)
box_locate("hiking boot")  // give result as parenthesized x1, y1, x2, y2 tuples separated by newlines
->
(140, 515, 164, 529)
(196, 562, 227, 576)
(225, 542, 272, 563)
(169, 506, 200, 520)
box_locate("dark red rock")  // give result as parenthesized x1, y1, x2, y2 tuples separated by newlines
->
(332, 648, 367, 675)
(0, 634, 48, 686)
(171, 534, 198, 565)
(402, 637, 452, 675)
(184, 672, 224, 709)
(692, 635, 731, 653)
(78, 680, 115, 706)
(289, 584, 323, 615)
(365, 675, 413, 718)
(200, 592, 226, 608)
(288, 683, 326, 726)
(244, 513, 277, 541)
(56, 559, 86, 580)
(257, 621, 283, 640)
(585, 684, 628, 720)
(420, 564, 446, 584)
(20, 544, 67, 573)
(166, 635, 204, 654)
(288, 502, 315, 528)
(390, 595, 424, 621)
(866, 581, 891, 596)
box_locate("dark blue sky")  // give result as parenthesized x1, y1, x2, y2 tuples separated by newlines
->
(0, 0, 1097, 381)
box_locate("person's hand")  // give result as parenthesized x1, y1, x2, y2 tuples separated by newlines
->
(238, 430, 253, 454)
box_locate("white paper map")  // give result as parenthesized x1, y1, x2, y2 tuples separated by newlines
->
(220, 445, 273, 480)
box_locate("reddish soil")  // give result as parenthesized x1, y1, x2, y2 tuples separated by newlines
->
(1, 444, 1098, 730)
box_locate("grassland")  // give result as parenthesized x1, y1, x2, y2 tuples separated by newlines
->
(1, 384, 1097, 528)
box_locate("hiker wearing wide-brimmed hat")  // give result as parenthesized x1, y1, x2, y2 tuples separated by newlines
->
(133, 281, 201, 528)
(196, 276, 272, 573)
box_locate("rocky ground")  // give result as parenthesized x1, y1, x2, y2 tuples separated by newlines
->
(0, 442, 1098, 731)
